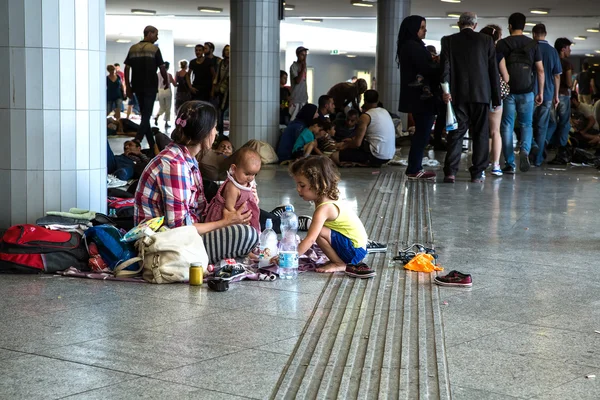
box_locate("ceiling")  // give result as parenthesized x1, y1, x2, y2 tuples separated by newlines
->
(106, 0, 600, 58)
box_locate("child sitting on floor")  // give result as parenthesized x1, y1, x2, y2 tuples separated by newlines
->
(317, 121, 338, 153)
(291, 118, 328, 159)
(290, 156, 370, 275)
(204, 147, 262, 233)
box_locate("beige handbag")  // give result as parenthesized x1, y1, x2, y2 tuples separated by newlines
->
(114, 226, 208, 284)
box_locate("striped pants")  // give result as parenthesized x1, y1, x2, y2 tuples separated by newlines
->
(201, 224, 259, 264)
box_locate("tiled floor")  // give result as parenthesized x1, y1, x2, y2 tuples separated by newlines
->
(2, 148, 600, 399)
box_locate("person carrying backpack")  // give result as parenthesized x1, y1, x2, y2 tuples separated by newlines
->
(496, 12, 545, 173)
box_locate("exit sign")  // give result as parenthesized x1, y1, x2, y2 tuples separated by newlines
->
(330, 50, 339, 55)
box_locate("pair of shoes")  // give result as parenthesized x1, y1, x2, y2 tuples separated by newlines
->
(519, 150, 531, 172)
(501, 165, 515, 174)
(270, 204, 294, 218)
(434, 270, 472, 287)
(298, 215, 312, 231)
(345, 263, 376, 279)
(215, 264, 246, 281)
(366, 240, 387, 253)
(471, 174, 485, 183)
(490, 166, 503, 176)
(407, 170, 436, 181)
(443, 175, 455, 183)
(107, 174, 128, 188)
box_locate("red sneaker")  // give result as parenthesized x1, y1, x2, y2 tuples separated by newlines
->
(407, 170, 437, 181)
(434, 270, 472, 287)
(345, 263, 376, 279)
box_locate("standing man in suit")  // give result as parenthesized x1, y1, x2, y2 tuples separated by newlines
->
(440, 12, 501, 182)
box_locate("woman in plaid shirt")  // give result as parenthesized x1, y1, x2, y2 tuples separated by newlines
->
(134, 101, 259, 263)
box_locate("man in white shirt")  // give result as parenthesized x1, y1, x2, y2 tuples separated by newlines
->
(289, 46, 309, 121)
(331, 90, 396, 167)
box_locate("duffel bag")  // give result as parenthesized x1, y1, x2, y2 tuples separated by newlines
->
(0, 224, 89, 273)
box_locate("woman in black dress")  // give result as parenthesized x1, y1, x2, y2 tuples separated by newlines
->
(175, 60, 191, 112)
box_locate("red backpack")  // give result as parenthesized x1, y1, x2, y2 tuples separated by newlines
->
(0, 225, 89, 273)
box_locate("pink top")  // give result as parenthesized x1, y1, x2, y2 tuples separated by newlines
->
(203, 177, 261, 233)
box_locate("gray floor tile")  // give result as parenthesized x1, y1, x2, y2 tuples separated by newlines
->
(530, 305, 600, 334)
(155, 349, 289, 399)
(147, 310, 307, 348)
(62, 377, 250, 400)
(35, 332, 245, 375)
(446, 347, 590, 398)
(451, 385, 524, 399)
(531, 372, 600, 400)
(0, 348, 25, 361)
(255, 336, 300, 356)
(441, 316, 518, 348)
(459, 324, 600, 368)
(0, 354, 132, 400)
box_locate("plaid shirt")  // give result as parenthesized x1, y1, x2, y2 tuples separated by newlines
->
(134, 143, 205, 227)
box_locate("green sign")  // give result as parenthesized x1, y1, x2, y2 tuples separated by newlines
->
(330, 50, 339, 55)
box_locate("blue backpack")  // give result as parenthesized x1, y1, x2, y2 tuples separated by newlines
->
(84, 225, 140, 272)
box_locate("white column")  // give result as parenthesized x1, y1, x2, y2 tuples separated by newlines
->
(285, 41, 303, 86)
(229, 0, 280, 148)
(376, 0, 410, 114)
(0, 0, 106, 228)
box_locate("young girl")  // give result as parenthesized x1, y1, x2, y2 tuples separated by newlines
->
(204, 147, 262, 233)
(290, 156, 370, 274)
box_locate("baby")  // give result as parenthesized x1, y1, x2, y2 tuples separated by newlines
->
(204, 147, 262, 233)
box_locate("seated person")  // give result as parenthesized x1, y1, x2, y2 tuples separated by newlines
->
(107, 140, 150, 181)
(317, 121, 338, 153)
(215, 138, 234, 156)
(204, 147, 262, 234)
(292, 118, 328, 159)
(333, 109, 359, 142)
(107, 117, 139, 137)
(198, 138, 234, 181)
(134, 101, 258, 264)
(327, 79, 368, 114)
(571, 93, 599, 134)
(331, 90, 396, 167)
(317, 95, 335, 120)
(280, 70, 291, 125)
(276, 104, 318, 162)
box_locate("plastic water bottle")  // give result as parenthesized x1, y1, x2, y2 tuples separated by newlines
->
(258, 219, 278, 268)
(279, 230, 298, 280)
(280, 205, 299, 239)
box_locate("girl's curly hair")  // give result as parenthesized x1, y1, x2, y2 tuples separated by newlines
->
(289, 156, 340, 201)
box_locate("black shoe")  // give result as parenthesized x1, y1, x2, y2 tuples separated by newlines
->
(502, 166, 516, 174)
(366, 240, 387, 253)
(165, 122, 171, 128)
(270, 204, 294, 218)
(298, 215, 312, 231)
(471, 174, 485, 183)
(519, 151, 530, 172)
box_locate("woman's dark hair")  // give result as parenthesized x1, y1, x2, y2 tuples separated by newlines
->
(171, 101, 218, 147)
(480, 24, 502, 42)
(295, 104, 318, 127)
(396, 15, 426, 65)
(222, 44, 230, 58)
(289, 156, 340, 201)
(280, 70, 288, 78)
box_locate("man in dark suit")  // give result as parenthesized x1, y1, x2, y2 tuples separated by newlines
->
(440, 12, 501, 182)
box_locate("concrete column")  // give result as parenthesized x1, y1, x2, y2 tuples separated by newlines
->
(285, 41, 303, 86)
(229, 0, 280, 149)
(0, 0, 107, 228)
(376, 0, 410, 113)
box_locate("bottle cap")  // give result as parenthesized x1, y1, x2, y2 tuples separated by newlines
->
(190, 262, 203, 268)
(285, 205, 293, 212)
(265, 218, 273, 229)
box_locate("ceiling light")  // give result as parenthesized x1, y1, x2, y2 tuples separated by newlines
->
(352, 1, 374, 7)
(574, 36, 587, 40)
(525, 21, 542, 27)
(302, 18, 323, 23)
(524, 31, 532, 36)
(198, 7, 223, 13)
(587, 28, 600, 33)
(338, 51, 348, 54)
(347, 55, 357, 58)
(450, 24, 459, 29)
(585, 54, 595, 57)
(284, 4, 295, 10)
(441, 0, 461, 3)
(447, 13, 461, 18)
(596, 50, 600, 53)
(594, 64, 600, 67)
(116, 39, 131, 43)
(131, 9, 156, 15)
(185, 44, 196, 48)
(529, 8, 549, 15)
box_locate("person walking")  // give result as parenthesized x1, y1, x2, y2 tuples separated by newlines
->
(496, 12, 544, 173)
(397, 15, 439, 180)
(154, 62, 176, 128)
(440, 13, 501, 183)
(212, 45, 230, 137)
(124, 26, 169, 152)
(547, 38, 573, 163)
(187, 44, 214, 102)
(573, 62, 596, 104)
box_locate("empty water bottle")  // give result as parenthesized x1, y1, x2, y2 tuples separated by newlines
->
(280, 205, 299, 239)
(279, 230, 298, 280)
(258, 219, 278, 268)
